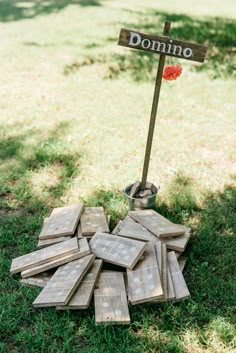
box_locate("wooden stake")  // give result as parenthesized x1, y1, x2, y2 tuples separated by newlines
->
(140, 22, 171, 190)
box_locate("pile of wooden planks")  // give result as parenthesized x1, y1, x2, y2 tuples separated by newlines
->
(10, 205, 191, 325)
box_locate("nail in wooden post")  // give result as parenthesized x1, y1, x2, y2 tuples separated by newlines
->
(140, 21, 171, 190)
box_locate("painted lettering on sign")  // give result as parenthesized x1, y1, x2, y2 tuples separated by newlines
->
(118, 28, 208, 63)
(129, 32, 193, 59)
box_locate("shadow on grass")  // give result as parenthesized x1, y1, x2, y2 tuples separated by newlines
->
(64, 10, 235, 80)
(0, 170, 235, 352)
(0, 0, 102, 22)
(0, 121, 81, 211)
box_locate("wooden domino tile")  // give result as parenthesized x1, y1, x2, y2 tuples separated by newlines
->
(57, 259, 103, 310)
(20, 270, 54, 288)
(39, 204, 84, 240)
(153, 241, 175, 302)
(21, 238, 90, 278)
(33, 254, 95, 307)
(178, 256, 188, 272)
(10, 237, 79, 274)
(118, 216, 156, 242)
(38, 236, 71, 249)
(111, 220, 123, 235)
(168, 251, 190, 301)
(94, 271, 130, 325)
(80, 207, 109, 236)
(129, 209, 185, 238)
(161, 227, 191, 252)
(127, 242, 163, 304)
(90, 232, 147, 270)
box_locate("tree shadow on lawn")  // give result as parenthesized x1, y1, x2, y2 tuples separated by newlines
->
(0, 171, 235, 352)
(0, 121, 82, 213)
(0, 0, 102, 22)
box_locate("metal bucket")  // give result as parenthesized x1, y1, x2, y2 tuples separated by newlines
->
(123, 184, 158, 211)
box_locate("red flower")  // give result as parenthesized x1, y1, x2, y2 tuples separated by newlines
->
(163, 65, 182, 81)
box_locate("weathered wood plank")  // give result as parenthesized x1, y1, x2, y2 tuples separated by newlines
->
(168, 251, 190, 301)
(21, 238, 90, 278)
(129, 210, 185, 238)
(90, 232, 147, 270)
(80, 207, 109, 236)
(20, 270, 54, 288)
(11, 237, 80, 274)
(39, 204, 84, 240)
(77, 223, 83, 239)
(94, 271, 130, 325)
(162, 227, 191, 252)
(33, 254, 95, 307)
(57, 259, 103, 310)
(127, 242, 163, 304)
(111, 220, 123, 235)
(178, 256, 188, 272)
(161, 243, 168, 300)
(153, 241, 175, 302)
(118, 216, 156, 242)
(129, 181, 141, 198)
(38, 236, 71, 249)
(118, 28, 208, 63)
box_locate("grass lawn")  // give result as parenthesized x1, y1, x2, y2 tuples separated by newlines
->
(0, 0, 235, 352)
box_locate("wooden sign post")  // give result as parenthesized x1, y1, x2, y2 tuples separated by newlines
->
(118, 22, 207, 190)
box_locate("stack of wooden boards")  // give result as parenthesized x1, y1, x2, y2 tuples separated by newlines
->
(10, 204, 191, 325)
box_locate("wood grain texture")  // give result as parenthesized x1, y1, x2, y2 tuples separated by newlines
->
(178, 256, 188, 272)
(168, 251, 190, 301)
(33, 254, 95, 307)
(129, 210, 185, 238)
(90, 232, 147, 270)
(39, 204, 84, 240)
(77, 223, 83, 239)
(80, 207, 109, 236)
(57, 259, 103, 310)
(20, 270, 54, 288)
(118, 216, 156, 242)
(11, 237, 79, 274)
(21, 238, 90, 278)
(161, 243, 168, 300)
(127, 242, 163, 304)
(94, 271, 130, 325)
(118, 28, 208, 63)
(37, 236, 71, 249)
(111, 220, 123, 235)
(153, 241, 175, 302)
(162, 227, 191, 252)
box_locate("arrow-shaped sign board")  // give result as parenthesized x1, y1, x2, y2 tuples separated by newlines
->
(118, 28, 207, 63)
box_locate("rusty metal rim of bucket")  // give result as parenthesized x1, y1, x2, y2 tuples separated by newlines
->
(123, 184, 159, 200)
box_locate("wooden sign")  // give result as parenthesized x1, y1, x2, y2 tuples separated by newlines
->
(33, 254, 95, 307)
(94, 271, 130, 325)
(118, 23, 208, 189)
(118, 28, 207, 63)
(90, 232, 147, 270)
